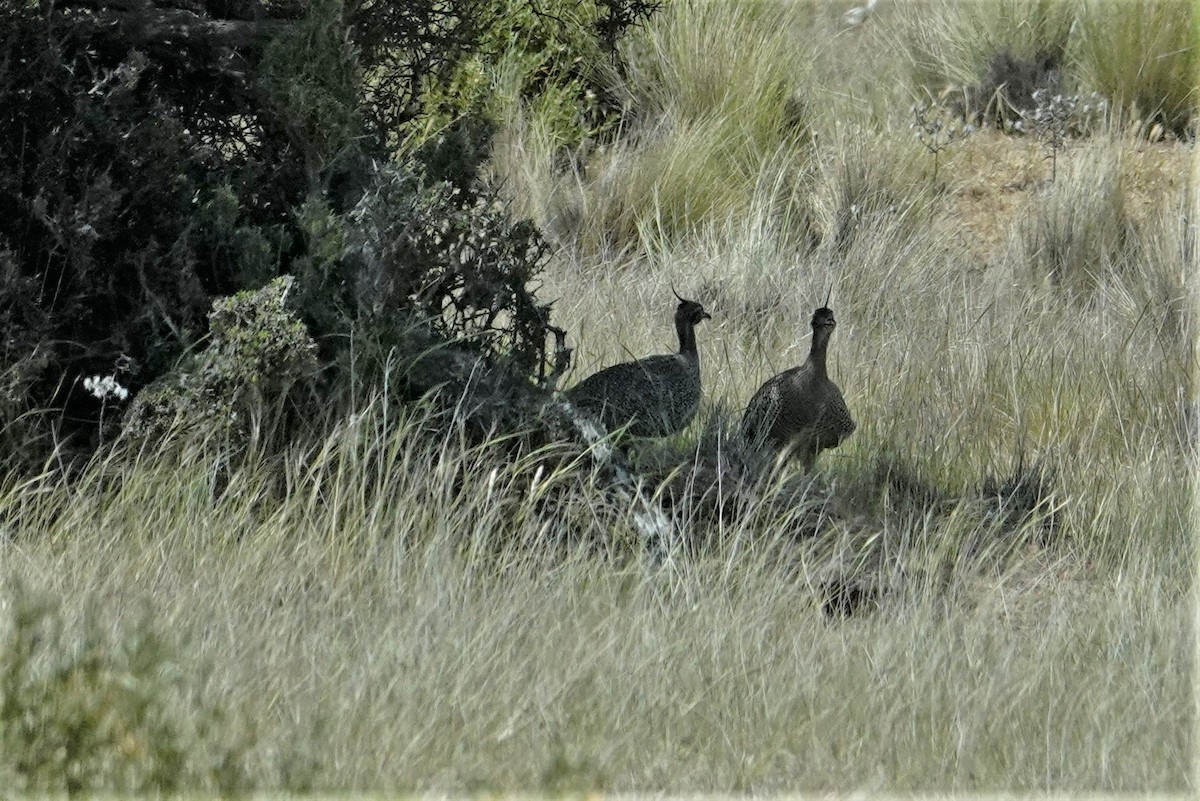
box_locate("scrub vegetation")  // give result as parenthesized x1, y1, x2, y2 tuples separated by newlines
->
(0, 0, 1194, 794)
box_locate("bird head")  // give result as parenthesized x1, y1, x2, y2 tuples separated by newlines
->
(811, 306, 836, 331)
(672, 287, 712, 326)
(812, 286, 836, 330)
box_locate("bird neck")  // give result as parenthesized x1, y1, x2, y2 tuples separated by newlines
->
(809, 328, 830, 376)
(677, 319, 700, 363)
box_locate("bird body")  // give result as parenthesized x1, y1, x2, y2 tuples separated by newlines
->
(566, 297, 711, 438)
(742, 305, 855, 467)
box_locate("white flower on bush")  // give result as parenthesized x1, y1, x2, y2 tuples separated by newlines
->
(83, 374, 129, 402)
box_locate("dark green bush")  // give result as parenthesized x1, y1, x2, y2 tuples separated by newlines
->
(0, 0, 662, 470)
(420, 0, 662, 146)
(0, 2, 314, 463)
(122, 275, 318, 447)
(340, 159, 563, 380)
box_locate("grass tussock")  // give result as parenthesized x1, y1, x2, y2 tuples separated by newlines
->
(1072, 0, 1196, 136)
(902, 0, 1195, 136)
(493, 0, 821, 255)
(1, 396, 1191, 791)
(901, 0, 1079, 96)
(1018, 139, 1135, 297)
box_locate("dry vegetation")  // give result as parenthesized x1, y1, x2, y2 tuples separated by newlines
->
(1, 0, 1196, 794)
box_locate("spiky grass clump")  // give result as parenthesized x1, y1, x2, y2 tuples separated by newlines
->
(902, 0, 1196, 137)
(492, 0, 822, 255)
(614, 0, 817, 133)
(1071, 0, 1196, 136)
(901, 0, 1079, 96)
(1, 393, 1191, 791)
(1017, 140, 1134, 297)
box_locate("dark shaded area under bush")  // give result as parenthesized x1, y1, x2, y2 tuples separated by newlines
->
(0, 0, 656, 469)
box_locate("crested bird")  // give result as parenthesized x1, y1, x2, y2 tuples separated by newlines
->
(566, 292, 712, 438)
(741, 290, 855, 468)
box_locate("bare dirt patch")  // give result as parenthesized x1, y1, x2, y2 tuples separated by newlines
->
(944, 128, 1193, 261)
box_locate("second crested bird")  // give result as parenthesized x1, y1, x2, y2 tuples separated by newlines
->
(565, 292, 712, 438)
(741, 292, 855, 468)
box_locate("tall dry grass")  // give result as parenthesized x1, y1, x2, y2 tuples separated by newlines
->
(1, 391, 1191, 792)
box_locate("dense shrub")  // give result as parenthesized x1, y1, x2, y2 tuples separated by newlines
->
(421, 0, 662, 146)
(121, 276, 318, 447)
(0, 2, 318, 461)
(340, 162, 566, 383)
(0, 0, 661, 469)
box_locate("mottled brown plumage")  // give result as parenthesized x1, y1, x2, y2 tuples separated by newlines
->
(566, 296, 711, 437)
(741, 305, 855, 467)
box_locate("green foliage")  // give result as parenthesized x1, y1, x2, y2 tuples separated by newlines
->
(257, 0, 362, 170)
(349, 0, 498, 140)
(0, 238, 51, 451)
(420, 0, 659, 149)
(0, 27, 216, 455)
(0, 3, 324, 463)
(1072, 0, 1196, 136)
(341, 161, 562, 384)
(119, 134, 566, 454)
(1, 0, 620, 467)
(122, 276, 318, 446)
(196, 184, 291, 290)
(291, 195, 351, 340)
(0, 580, 250, 795)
